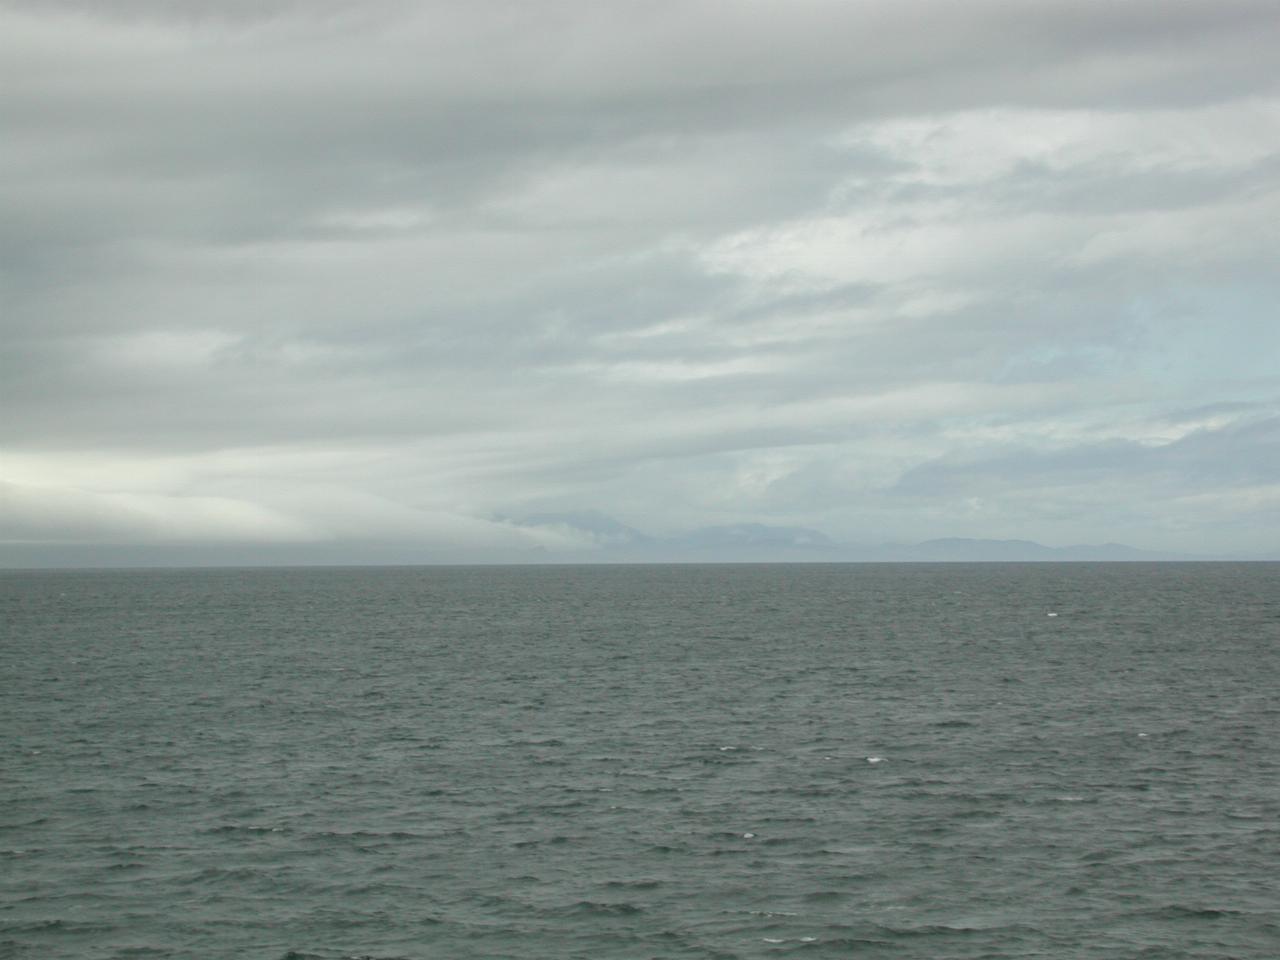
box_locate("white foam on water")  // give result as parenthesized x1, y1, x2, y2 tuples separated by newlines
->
(866, 756, 885, 763)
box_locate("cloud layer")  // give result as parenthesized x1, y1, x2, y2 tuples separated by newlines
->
(4, 0, 1279, 562)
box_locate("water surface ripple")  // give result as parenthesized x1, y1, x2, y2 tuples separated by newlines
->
(2, 563, 1278, 958)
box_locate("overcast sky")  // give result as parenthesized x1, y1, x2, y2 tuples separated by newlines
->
(3, 0, 1279, 564)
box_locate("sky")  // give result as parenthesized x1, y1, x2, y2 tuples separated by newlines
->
(3, 0, 1279, 565)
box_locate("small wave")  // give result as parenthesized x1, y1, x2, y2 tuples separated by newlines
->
(604, 878, 663, 890)
(802, 890, 846, 902)
(175, 866, 267, 887)
(772, 936, 895, 949)
(876, 921, 1044, 939)
(1140, 905, 1245, 920)
(880, 923, 983, 937)
(8, 919, 117, 934)
(513, 834, 575, 848)
(304, 829, 432, 841)
(558, 900, 645, 917)
(0, 817, 49, 831)
(205, 823, 288, 835)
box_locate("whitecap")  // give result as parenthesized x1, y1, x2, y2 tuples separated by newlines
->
(866, 756, 885, 763)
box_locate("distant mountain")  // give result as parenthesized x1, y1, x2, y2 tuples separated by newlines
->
(511, 515, 837, 559)
(508, 513, 1203, 562)
(514, 510, 652, 547)
(886, 538, 1180, 562)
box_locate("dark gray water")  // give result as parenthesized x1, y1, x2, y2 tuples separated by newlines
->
(3, 563, 1278, 959)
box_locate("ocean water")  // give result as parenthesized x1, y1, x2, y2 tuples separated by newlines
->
(2, 562, 1278, 959)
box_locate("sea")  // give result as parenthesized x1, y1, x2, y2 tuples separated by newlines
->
(2, 562, 1277, 959)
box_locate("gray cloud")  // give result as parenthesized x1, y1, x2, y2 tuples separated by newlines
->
(3, 0, 1279, 562)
